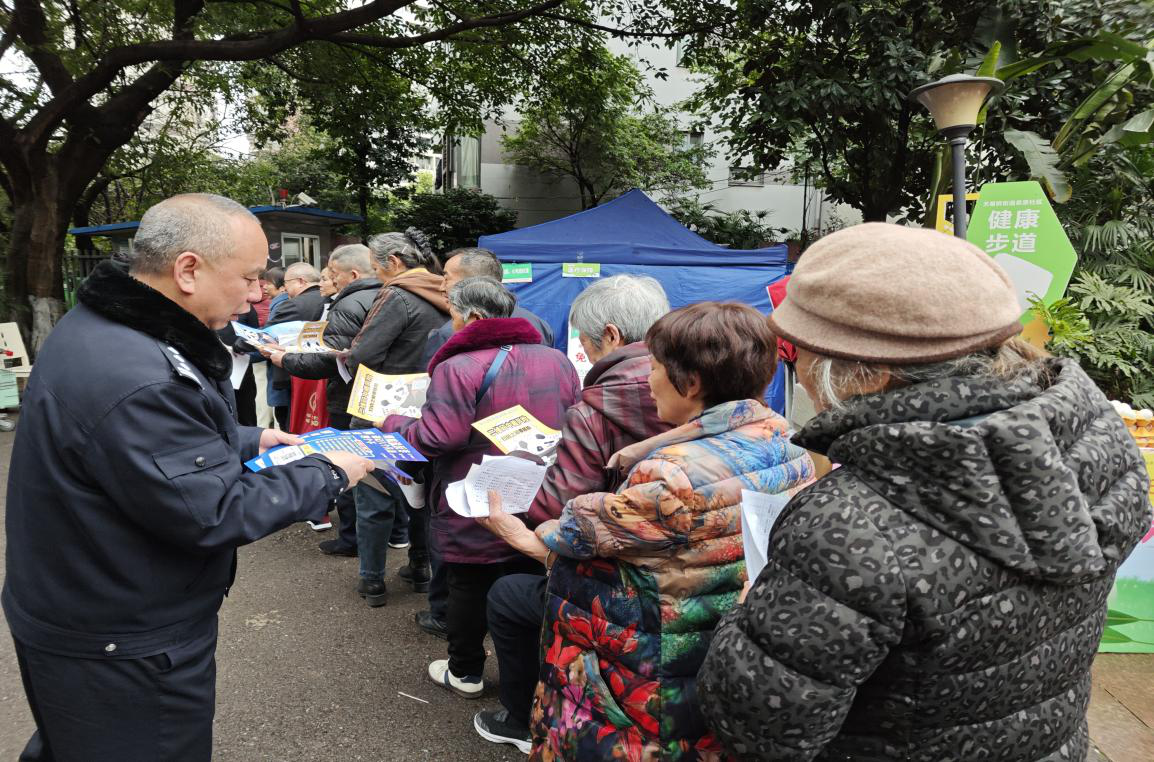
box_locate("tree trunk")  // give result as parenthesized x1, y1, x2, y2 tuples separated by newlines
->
(358, 184, 370, 240)
(5, 156, 81, 354)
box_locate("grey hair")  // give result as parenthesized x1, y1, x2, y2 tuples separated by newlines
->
(328, 243, 371, 274)
(448, 277, 515, 321)
(130, 193, 258, 276)
(569, 274, 670, 348)
(809, 338, 1051, 412)
(367, 229, 439, 273)
(285, 262, 321, 283)
(447, 247, 502, 280)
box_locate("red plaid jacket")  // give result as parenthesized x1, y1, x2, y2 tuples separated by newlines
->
(527, 342, 671, 527)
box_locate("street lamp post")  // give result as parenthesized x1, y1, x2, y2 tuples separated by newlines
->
(909, 74, 1004, 239)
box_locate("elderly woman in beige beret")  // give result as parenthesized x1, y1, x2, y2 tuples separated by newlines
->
(696, 223, 1152, 762)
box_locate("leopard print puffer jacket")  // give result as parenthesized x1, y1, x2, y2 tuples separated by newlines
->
(697, 358, 1151, 761)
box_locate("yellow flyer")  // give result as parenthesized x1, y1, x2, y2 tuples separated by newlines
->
(346, 366, 430, 420)
(472, 405, 561, 460)
(295, 321, 331, 353)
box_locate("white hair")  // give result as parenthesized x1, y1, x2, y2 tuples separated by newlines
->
(569, 274, 670, 348)
(809, 339, 1050, 411)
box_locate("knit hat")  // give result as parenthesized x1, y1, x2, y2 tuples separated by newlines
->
(768, 223, 1022, 365)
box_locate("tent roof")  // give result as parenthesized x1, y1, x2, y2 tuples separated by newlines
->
(479, 189, 786, 266)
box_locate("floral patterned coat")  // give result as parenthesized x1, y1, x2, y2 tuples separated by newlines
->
(530, 399, 814, 761)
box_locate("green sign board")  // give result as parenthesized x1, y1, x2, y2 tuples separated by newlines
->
(966, 181, 1078, 325)
(0, 370, 18, 408)
(561, 262, 601, 278)
(501, 263, 533, 283)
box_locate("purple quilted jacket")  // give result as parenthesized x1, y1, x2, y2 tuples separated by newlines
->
(382, 317, 580, 564)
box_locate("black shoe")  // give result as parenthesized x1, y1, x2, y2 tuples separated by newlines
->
(398, 563, 431, 593)
(356, 579, 388, 607)
(414, 609, 448, 639)
(319, 539, 357, 557)
(473, 709, 531, 754)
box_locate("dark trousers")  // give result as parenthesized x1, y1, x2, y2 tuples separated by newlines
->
(424, 507, 449, 621)
(355, 479, 427, 582)
(235, 367, 257, 427)
(273, 405, 290, 430)
(487, 573, 549, 727)
(329, 412, 357, 550)
(446, 559, 544, 678)
(14, 630, 217, 762)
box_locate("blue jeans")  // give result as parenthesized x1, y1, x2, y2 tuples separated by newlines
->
(354, 480, 404, 582)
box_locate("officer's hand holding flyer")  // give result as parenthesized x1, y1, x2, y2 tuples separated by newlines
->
(245, 428, 426, 484)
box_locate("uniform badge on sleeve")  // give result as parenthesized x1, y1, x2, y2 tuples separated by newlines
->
(162, 344, 203, 388)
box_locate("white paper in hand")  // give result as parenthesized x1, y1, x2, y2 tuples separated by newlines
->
(336, 355, 352, 383)
(229, 352, 250, 390)
(740, 489, 791, 583)
(446, 479, 472, 517)
(464, 456, 547, 516)
(446, 456, 548, 518)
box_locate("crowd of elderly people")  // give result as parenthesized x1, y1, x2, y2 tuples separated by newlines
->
(8, 192, 1148, 762)
(271, 221, 1150, 761)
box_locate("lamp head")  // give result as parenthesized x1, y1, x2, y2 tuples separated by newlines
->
(909, 74, 1004, 139)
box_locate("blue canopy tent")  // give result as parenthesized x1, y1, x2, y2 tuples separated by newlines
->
(479, 189, 792, 412)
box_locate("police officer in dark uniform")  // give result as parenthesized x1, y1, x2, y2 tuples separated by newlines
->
(2, 194, 374, 761)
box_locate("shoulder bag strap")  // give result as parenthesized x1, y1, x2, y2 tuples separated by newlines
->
(475, 345, 512, 406)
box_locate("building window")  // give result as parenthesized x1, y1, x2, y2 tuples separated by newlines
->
(728, 166, 767, 187)
(681, 131, 704, 150)
(281, 233, 321, 268)
(453, 135, 481, 189)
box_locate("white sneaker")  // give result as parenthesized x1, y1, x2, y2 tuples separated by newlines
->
(427, 659, 483, 699)
(307, 519, 333, 531)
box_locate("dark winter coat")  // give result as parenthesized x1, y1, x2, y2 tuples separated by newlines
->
(347, 269, 448, 422)
(423, 305, 555, 364)
(382, 317, 580, 564)
(697, 359, 1152, 762)
(282, 277, 381, 416)
(527, 341, 670, 527)
(267, 284, 326, 392)
(2, 262, 347, 658)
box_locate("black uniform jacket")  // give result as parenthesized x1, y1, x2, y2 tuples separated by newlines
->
(2, 262, 347, 659)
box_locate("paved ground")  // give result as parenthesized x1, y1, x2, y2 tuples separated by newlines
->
(0, 420, 520, 761)
(0, 418, 1151, 760)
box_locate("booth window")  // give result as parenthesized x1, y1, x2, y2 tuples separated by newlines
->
(281, 233, 321, 268)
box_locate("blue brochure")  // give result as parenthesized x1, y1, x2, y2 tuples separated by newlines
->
(244, 429, 426, 473)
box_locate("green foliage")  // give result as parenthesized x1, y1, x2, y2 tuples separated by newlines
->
(1031, 144, 1154, 407)
(390, 189, 517, 253)
(683, 1, 1009, 221)
(502, 46, 712, 209)
(1031, 135, 1154, 406)
(664, 197, 784, 249)
(683, 0, 1153, 223)
(1003, 128, 1073, 201)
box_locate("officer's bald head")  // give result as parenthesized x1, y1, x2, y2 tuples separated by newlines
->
(130, 194, 260, 276)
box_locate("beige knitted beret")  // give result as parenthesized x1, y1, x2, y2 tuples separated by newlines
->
(768, 223, 1023, 365)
